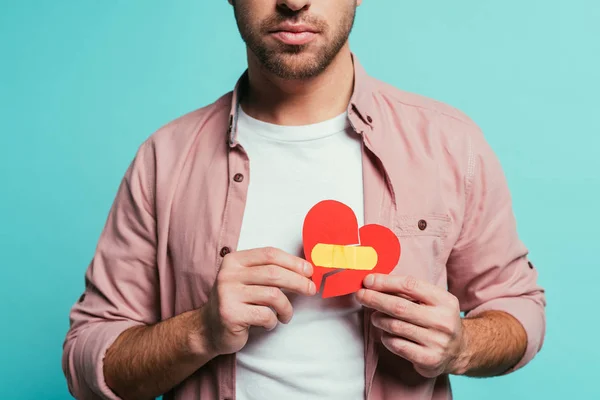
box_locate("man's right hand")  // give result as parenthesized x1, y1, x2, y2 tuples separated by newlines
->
(197, 247, 316, 356)
(101, 247, 314, 400)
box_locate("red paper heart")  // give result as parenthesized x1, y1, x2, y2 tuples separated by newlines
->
(302, 200, 401, 298)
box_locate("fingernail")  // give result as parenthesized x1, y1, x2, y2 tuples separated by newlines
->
(364, 275, 374, 287)
(309, 281, 316, 295)
(304, 262, 313, 275)
(356, 289, 365, 300)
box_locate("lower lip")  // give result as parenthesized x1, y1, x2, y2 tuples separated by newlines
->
(271, 31, 317, 45)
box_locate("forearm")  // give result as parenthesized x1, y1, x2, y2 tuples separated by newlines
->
(449, 310, 527, 377)
(103, 308, 216, 400)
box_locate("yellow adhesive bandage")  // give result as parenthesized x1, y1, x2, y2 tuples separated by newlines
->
(311, 243, 378, 271)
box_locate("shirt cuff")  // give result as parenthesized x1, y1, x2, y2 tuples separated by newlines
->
(466, 296, 545, 373)
(75, 320, 143, 400)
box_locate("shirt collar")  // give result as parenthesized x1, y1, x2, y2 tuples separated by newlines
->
(227, 52, 375, 147)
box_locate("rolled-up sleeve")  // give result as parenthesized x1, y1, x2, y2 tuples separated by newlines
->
(62, 140, 160, 399)
(447, 124, 546, 373)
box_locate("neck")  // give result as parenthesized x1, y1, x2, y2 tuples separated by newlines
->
(241, 45, 355, 126)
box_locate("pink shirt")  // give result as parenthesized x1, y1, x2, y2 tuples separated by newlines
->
(62, 55, 546, 400)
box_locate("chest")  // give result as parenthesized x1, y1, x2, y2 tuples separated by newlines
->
(236, 130, 365, 256)
(162, 135, 457, 317)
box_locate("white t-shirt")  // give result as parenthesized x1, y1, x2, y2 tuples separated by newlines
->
(234, 106, 366, 400)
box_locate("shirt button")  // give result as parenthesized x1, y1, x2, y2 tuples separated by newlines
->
(233, 173, 244, 183)
(367, 115, 373, 123)
(418, 219, 427, 231)
(220, 247, 231, 257)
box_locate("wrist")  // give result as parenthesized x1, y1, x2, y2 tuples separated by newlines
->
(446, 318, 474, 375)
(185, 307, 219, 362)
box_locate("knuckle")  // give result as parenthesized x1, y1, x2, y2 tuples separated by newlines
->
(265, 266, 281, 283)
(404, 276, 418, 292)
(252, 307, 267, 324)
(389, 319, 403, 334)
(266, 287, 280, 301)
(392, 339, 407, 354)
(262, 246, 278, 263)
(249, 306, 259, 319)
(393, 300, 408, 316)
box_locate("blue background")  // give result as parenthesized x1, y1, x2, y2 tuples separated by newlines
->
(1, 1, 598, 398)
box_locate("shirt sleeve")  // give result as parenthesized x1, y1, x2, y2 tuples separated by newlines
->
(62, 140, 160, 399)
(446, 124, 547, 373)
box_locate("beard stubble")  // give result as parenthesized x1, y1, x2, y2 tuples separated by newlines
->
(233, 3, 357, 80)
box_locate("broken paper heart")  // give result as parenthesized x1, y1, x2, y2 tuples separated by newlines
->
(302, 200, 401, 298)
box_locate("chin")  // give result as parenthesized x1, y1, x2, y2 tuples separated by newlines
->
(265, 51, 327, 80)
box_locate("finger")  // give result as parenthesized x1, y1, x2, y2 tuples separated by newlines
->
(371, 312, 439, 347)
(242, 286, 294, 324)
(380, 332, 433, 367)
(242, 264, 316, 296)
(234, 247, 313, 277)
(243, 305, 279, 331)
(363, 274, 450, 306)
(357, 289, 436, 328)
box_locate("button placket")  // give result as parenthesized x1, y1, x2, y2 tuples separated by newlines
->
(216, 146, 250, 399)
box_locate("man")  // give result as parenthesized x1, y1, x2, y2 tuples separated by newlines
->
(62, 0, 546, 399)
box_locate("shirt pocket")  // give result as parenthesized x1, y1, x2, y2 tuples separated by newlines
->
(391, 213, 451, 284)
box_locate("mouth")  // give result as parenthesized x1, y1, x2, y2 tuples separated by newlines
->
(269, 23, 319, 46)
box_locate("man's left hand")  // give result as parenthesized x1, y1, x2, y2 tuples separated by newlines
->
(356, 273, 466, 378)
